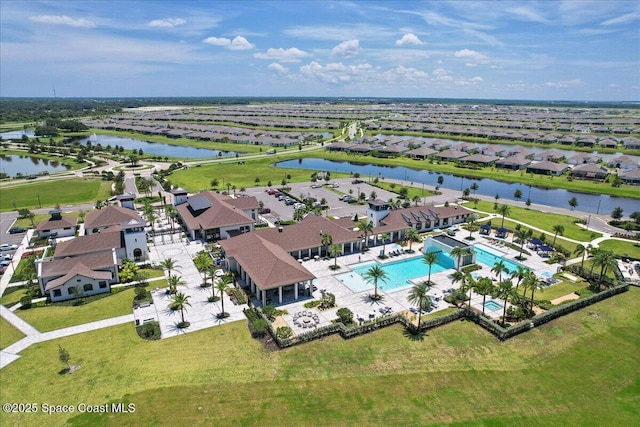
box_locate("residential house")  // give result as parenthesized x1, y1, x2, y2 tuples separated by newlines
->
(571, 164, 609, 181)
(526, 161, 569, 176)
(607, 155, 638, 170)
(495, 155, 531, 170)
(618, 169, 640, 185)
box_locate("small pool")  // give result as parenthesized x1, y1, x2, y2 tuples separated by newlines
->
(484, 300, 502, 311)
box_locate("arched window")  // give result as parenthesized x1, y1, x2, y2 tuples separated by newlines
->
(133, 248, 142, 261)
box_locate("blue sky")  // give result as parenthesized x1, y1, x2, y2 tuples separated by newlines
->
(1, 1, 638, 100)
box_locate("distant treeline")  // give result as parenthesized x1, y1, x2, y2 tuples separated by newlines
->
(2, 97, 637, 124)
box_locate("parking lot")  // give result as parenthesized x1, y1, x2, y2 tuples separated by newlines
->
(243, 178, 400, 222)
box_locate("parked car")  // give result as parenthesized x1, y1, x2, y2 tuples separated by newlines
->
(284, 199, 296, 206)
(331, 183, 340, 188)
(1, 254, 12, 261)
(267, 188, 278, 195)
(0, 260, 10, 267)
(352, 179, 364, 184)
(9, 226, 27, 234)
(293, 203, 306, 210)
(0, 244, 18, 251)
(258, 208, 271, 214)
(0, 267, 5, 275)
(311, 183, 322, 189)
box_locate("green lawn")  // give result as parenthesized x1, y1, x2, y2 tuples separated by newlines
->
(0, 285, 30, 308)
(598, 239, 640, 259)
(537, 278, 591, 301)
(473, 200, 600, 242)
(1, 288, 638, 426)
(15, 288, 137, 332)
(13, 211, 81, 229)
(0, 317, 25, 349)
(0, 179, 112, 212)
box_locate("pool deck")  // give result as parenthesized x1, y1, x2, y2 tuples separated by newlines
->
(270, 231, 561, 334)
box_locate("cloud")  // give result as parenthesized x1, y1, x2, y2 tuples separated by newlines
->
(454, 49, 489, 65)
(506, 6, 550, 24)
(254, 47, 309, 62)
(299, 60, 373, 84)
(148, 18, 186, 28)
(395, 33, 424, 46)
(331, 40, 360, 58)
(29, 15, 95, 28)
(203, 35, 254, 50)
(600, 11, 640, 26)
(284, 24, 395, 41)
(268, 62, 288, 73)
(542, 78, 585, 88)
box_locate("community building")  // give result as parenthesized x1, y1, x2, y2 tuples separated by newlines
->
(174, 190, 258, 241)
(35, 209, 77, 239)
(36, 201, 148, 302)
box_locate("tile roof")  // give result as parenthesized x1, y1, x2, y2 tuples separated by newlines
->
(221, 234, 315, 290)
(84, 206, 143, 230)
(36, 216, 77, 231)
(46, 263, 113, 290)
(55, 231, 122, 257)
(176, 190, 255, 231)
(41, 250, 117, 289)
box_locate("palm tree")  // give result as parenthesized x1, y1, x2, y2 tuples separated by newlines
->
(551, 225, 565, 247)
(404, 228, 418, 251)
(143, 200, 157, 234)
(321, 233, 333, 257)
(573, 244, 588, 269)
(193, 251, 213, 278)
(407, 281, 431, 331)
(470, 182, 479, 197)
(160, 258, 179, 278)
(362, 265, 388, 299)
(357, 219, 374, 250)
(167, 275, 185, 294)
(215, 275, 232, 317)
(422, 251, 438, 285)
(165, 205, 177, 233)
(475, 277, 495, 316)
(523, 273, 543, 315)
(592, 249, 617, 291)
(461, 275, 477, 314)
(496, 279, 515, 325)
(205, 265, 218, 291)
(465, 213, 479, 239)
(449, 246, 468, 271)
(171, 292, 191, 326)
(329, 243, 342, 268)
(510, 265, 528, 293)
(497, 204, 511, 228)
(491, 260, 509, 283)
(515, 228, 533, 259)
(380, 232, 390, 255)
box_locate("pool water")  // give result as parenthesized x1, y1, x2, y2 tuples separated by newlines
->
(484, 300, 502, 311)
(474, 245, 528, 275)
(337, 245, 529, 294)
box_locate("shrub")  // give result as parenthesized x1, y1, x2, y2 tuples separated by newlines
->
(136, 321, 161, 340)
(262, 304, 276, 321)
(461, 264, 482, 274)
(276, 326, 293, 339)
(20, 295, 32, 309)
(251, 319, 269, 338)
(134, 287, 148, 301)
(207, 296, 220, 303)
(243, 308, 260, 322)
(336, 307, 353, 324)
(304, 300, 321, 309)
(320, 292, 336, 310)
(231, 287, 247, 304)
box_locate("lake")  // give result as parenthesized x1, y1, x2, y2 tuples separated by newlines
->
(76, 134, 239, 159)
(0, 154, 72, 177)
(276, 158, 640, 215)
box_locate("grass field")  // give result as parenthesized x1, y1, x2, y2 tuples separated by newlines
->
(15, 288, 138, 332)
(598, 239, 640, 259)
(0, 316, 24, 349)
(0, 179, 112, 212)
(0, 285, 30, 308)
(0, 288, 638, 426)
(473, 200, 600, 242)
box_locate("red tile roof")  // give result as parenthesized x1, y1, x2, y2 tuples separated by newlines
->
(176, 190, 255, 231)
(85, 206, 143, 230)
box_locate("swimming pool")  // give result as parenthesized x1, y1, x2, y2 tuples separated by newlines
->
(337, 252, 455, 293)
(474, 244, 528, 275)
(337, 245, 528, 294)
(484, 300, 502, 311)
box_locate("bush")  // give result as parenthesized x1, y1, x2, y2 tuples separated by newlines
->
(134, 287, 148, 301)
(251, 319, 269, 338)
(136, 321, 160, 340)
(207, 296, 220, 303)
(461, 264, 482, 274)
(320, 292, 336, 310)
(20, 295, 32, 309)
(304, 300, 321, 309)
(336, 307, 353, 324)
(276, 326, 293, 339)
(262, 304, 276, 321)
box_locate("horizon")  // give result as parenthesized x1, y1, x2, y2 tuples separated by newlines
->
(1, 1, 639, 101)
